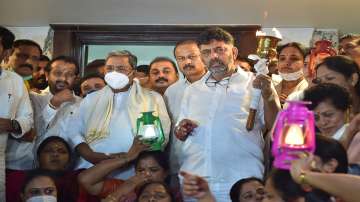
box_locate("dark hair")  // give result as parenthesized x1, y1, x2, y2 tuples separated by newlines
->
(85, 59, 105, 74)
(106, 50, 137, 69)
(269, 169, 306, 201)
(80, 72, 105, 85)
(45, 55, 80, 75)
(339, 33, 360, 43)
(230, 177, 264, 202)
(21, 169, 57, 194)
(149, 57, 178, 74)
(39, 54, 50, 62)
(13, 39, 42, 55)
(136, 181, 174, 202)
(303, 83, 351, 111)
(134, 151, 169, 172)
(315, 55, 360, 96)
(277, 42, 307, 59)
(36, 136, 72, 167)
(315, 135, 348, 173)
(173, 39, 199, 57)
(0, 26, 15, 50)
(269, 169, 330, 202)
(136, 64, 150, 75)
(197, 27, 235, 46)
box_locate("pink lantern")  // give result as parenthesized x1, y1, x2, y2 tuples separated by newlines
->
(272, 101, 316, 169)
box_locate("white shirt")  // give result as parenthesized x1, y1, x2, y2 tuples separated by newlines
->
(69, 87, 170, 179)
(0, 70, 33, 169)
(30, 89, 82, 151)
(177, 68, 265, 201)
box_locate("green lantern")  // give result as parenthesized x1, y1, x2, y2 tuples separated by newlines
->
(136, 111, 165, 151)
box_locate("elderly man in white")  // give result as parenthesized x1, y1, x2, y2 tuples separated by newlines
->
(175, 27, 280, 202)
(0, 26, 33, 200)
(164, 39, 207, 177)
(30, 56, 82, 150)
(69, 50, 170, 179)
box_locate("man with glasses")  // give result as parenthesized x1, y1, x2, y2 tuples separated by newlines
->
(30, 56, 82, 150)
(164, 39, 207, 182)
(69, 50, 170, 179)
(175, 27, 280, 202)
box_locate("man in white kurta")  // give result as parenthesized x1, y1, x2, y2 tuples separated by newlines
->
(176, 27, 280, 202)
(164, 40, 207, 175)
(0, 25, 33, 201)
(30, 56, 82, 150)
(69, 50, 170, 179)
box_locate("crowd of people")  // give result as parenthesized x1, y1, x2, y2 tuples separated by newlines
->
(1, 25, 360, 202)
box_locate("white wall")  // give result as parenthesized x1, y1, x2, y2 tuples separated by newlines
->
(1, 0, 360, 34)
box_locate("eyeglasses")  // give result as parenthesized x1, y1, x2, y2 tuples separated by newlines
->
(175, 54, 200, 62)
(105, 65, 133, 74)
(201, 47, 228, 58)
(204, 73, 231, 88)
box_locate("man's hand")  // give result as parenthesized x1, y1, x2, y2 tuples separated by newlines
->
(0, 118, 12, 133)
(180, 171, 214, 201)
(50, 89, 75, 108)
(252, 74, 274, 99)
(175, 119, 198, 141)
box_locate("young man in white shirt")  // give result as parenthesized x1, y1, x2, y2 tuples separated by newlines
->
(148, 57, 179, 95)
(175, 27, 280, 202)
(0, 26, 33, 201)
(164, 40, 207, 179)
(30, 56, 82, 150)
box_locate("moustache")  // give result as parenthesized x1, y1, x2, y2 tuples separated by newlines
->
(209, 58, 226, 67)
(183, 64, 195, 70)
(155, 77, 168, 83)
(55, 80, 69, 87)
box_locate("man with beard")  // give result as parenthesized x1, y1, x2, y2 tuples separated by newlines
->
(30, 56, 81, 149)
(175, 27, 280, 202)
(69, 50, 170, 179)
(164, 40, 207, 179)
(31, 55, 50, 92)
(0, 26, 33, 200)
(148, 57, 179, 95)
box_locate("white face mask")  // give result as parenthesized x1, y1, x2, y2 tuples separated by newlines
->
(26, 195, 57, 202)
(104, 71, 129, 89)
(279, 69, 304, 81)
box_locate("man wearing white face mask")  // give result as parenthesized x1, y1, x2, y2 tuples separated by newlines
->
(272, 42, 308, 106)
(69, 50, 170, 179)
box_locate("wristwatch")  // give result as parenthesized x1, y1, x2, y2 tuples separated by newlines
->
(10, 119, 22, 134)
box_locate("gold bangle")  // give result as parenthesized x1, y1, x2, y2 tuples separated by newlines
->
(299, 171, 307, 185)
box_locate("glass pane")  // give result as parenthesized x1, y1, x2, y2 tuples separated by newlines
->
(87, 44, 175, 66)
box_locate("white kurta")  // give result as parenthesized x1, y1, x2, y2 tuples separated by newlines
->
(164, 76, 207, 174)
(0, 70, 33, 199)
(69, 86, 170, 179)
(177, 68, 265, 202)
(30, 90, 82, 152)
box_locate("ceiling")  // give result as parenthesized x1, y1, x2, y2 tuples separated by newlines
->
(1, 0, 359, 34)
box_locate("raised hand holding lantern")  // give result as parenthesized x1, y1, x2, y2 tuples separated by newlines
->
(246, 28, 282, 131)
(272, 101, 316, 170)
